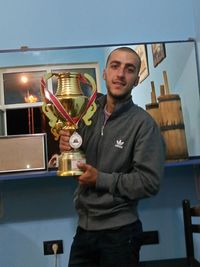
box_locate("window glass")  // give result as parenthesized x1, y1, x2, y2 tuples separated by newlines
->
(3, 71, 46, 105)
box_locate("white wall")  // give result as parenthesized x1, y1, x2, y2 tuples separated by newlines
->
(191, 0, 200, 88)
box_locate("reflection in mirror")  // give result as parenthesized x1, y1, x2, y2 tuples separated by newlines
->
(0, 41, 199, 159)
(3, 70, 45, 104)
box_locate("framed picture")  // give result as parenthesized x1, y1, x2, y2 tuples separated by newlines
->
(151, 43, 166, 67)
(135, 44, 149, 83)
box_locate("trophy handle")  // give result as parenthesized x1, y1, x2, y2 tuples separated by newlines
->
(79, 73, 97, 126)
(81, 73, 97, 93)
(43, 72, 61, 83)
(44, 72, 55, 80)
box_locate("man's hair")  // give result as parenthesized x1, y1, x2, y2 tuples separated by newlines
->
(106, 47, 141, 71)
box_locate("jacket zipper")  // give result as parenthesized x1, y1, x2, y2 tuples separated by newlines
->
(101, 111, 111, 136)
(101, 125, 104, 136)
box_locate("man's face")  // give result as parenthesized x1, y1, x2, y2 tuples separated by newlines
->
(103, 50, 140, 100)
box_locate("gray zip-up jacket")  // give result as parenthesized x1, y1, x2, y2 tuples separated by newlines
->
(75, 94, 165, 230)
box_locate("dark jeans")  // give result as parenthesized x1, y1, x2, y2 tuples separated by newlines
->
(68, 220, 143, 267)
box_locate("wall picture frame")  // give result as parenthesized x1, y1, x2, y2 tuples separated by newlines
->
(151, 43, 166, 67)
(135, 44, 149, 83)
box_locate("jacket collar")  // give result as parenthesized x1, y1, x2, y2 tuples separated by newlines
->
(96, 94, 134, 118)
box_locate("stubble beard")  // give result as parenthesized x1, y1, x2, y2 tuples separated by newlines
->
(107, 86, 132, 101)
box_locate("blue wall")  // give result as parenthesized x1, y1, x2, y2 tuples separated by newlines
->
(0, 0, 195, 50)
(0, 0, 200, 266)
(0, 166, 199, 267)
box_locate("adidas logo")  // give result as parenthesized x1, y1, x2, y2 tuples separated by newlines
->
(115, 140, 124, 149)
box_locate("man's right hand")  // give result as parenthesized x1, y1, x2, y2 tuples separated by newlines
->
(59, 129, 72, 153)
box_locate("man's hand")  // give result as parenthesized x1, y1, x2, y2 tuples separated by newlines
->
(59, 129, 72, 152)
(77, 162, 98, 186)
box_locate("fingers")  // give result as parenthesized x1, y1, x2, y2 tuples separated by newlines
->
(77, 163, 97, 186)
(59, 129, 72, 152)
(59, 129, 71, 137)
(77, 162, 88, 171)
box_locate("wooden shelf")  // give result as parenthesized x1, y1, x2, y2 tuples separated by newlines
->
(0, 157, 200, 181)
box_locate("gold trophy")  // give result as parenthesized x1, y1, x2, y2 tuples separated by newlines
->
(40, 72, 97, 176)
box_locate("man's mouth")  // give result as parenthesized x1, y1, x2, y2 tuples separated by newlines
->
(113, 81, 125, 86)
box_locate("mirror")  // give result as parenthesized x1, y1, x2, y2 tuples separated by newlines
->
(0, 40, 199, 159)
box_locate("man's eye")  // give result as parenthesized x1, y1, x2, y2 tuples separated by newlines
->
(127, 67, 135, 73)
(110, 64, 118, 69)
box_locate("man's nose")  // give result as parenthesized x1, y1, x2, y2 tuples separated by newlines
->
(117, 67, 125, 77)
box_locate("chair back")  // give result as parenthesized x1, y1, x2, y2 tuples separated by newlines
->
(182, 199, 200, 260)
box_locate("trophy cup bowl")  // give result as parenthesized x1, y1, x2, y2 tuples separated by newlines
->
(41, 72, 96, 176)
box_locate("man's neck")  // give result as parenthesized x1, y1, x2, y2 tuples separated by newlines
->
(105, 97, 116, 114)
(106, 93, 131, 113)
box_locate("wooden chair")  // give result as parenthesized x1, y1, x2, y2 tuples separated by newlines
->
(140, 199, 200, 266)
(182, 199, 200, 265)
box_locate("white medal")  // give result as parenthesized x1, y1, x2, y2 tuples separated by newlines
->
(69, 132, 83, 149)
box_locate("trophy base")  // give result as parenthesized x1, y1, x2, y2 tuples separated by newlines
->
(57, 150, 86, 176)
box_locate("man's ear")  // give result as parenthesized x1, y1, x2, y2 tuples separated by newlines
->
(134, 76, 140, 86)
(103, 69, 106, 80)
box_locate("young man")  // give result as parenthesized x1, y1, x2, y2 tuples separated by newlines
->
(59, 47, 165, 267)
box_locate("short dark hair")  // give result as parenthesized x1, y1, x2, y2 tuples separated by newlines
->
(106, 47, 141, 72)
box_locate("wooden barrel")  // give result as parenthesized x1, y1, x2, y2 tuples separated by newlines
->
(158, 94, 188, 160)
(145, 103, 161, 126)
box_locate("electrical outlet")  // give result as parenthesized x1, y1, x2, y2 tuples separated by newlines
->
(43, 240, 63, 255)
